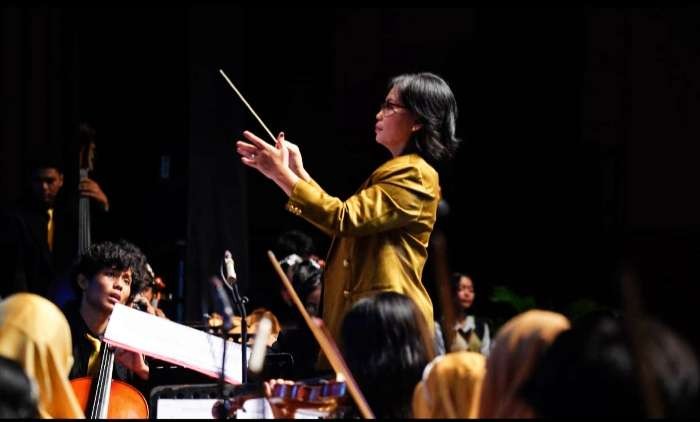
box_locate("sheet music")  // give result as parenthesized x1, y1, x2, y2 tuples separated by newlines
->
(104, 304, 249, 384)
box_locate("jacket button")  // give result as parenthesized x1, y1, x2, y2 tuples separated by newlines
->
(343, 290, 351, 299)
(342, 259, 349, 267)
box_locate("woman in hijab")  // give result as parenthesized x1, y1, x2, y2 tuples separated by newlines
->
(0, 293, 84, 418)
(478, 309, 570, 418)
(413, 351, 486, 418)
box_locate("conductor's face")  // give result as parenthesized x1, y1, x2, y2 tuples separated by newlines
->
(31, 167, 64, 207)
(375, 86, 422, 157)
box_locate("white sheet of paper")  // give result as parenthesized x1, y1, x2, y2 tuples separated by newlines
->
(157, 399, 218, 419)
(104, 304, 249, 384)
(155, 398, 273, 419)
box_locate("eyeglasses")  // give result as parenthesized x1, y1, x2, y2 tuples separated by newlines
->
(379, 100, 407, 116)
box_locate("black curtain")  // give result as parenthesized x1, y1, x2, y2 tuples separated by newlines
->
(3, 6, 700, 355)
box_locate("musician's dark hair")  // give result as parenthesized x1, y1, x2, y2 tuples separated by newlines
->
(341, 291, 435, 418)
(26, 152, 65, 176)
(275, 229, 315, 259)
(70, 240, 148, 302)
(390, 72, 461, 162)
(0, 356, 38, 418)
(521, 314, 700, 418)
(450, 271, 474, 292)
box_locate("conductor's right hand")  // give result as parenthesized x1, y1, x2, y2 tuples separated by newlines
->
(236, 131, 300, 196)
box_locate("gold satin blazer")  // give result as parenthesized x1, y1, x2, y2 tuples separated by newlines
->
(285, 153, 439, 345)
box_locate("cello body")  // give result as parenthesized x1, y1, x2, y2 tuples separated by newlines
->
(70, 376, 149, 419)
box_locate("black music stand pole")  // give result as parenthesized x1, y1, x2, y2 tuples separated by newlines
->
(229, 282, 248, 384)
(210, 276, 235, 419)
(218, 328, 230, 420)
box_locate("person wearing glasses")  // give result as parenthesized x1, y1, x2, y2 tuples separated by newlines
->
(235, 73, 460, 368)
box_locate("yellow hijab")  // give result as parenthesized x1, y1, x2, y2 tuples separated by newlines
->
(478, 309, 570, 418)
(413, 351, 486, 418)
(0, 293, 84, 418)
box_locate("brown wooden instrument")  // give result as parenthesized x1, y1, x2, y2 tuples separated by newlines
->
(267, 250, 375, 419)
(265, 378, 348, 418)
(77, 123, 96, 256)
(430, 229, 458, 352)
(69, 344, 149, 418)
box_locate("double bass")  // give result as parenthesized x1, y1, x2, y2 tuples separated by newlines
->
(77, 123, 95, 257)
(69, 124, 149, 418)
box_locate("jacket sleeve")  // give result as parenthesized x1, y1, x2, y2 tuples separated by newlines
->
(285, 164, 434, 237)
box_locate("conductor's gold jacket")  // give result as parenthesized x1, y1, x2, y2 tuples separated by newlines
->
(285, 153, 439, 348)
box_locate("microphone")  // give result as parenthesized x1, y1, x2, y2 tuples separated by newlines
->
(210, 277, 234, 331)
(224, 250, 237, 285)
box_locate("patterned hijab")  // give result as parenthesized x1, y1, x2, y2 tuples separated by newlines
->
(479, 309, 570, 418)
(0, 293, 84, 418)
(413, 351, 486, 418)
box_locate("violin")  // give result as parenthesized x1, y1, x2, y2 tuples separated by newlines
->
(70, 343, 149, 418)
(213, 378, 349, 419)
(216, 252, 373, 418)
(267, 250, 375, 419)
(265, 378, 350, 418)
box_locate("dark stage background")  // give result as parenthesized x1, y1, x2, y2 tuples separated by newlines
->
(2, 7, 700, 352)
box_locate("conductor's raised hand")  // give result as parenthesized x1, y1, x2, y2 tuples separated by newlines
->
(236, 130, 299, 196)
(236, 130, 287, 177)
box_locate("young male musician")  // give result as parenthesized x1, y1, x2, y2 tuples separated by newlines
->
(62, 240, 150, 385)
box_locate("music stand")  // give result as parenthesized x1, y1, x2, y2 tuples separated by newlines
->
(149, 383, 270, 419)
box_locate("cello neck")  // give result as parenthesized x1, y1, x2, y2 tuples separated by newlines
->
(88, 342, 115, 419)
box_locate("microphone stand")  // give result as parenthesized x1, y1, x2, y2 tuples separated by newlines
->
(228, 279, 248, 384)
(218, 327, 230, 420)
(210, 276, 234, 420)
(220, 262, 248, 385)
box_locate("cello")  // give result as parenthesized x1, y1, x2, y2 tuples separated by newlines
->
(70, 344, 149, 418)
(69, 124, 149, 418)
